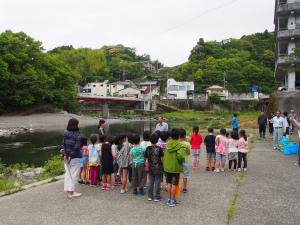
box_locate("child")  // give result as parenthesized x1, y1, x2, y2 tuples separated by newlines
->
(88, 134, 101, 186)
(112, 135, 121, 186)
(117, 134, 132, 194)
(164, 128, 185, 207)
(179, 128, 191, 193)
(157, 131, 169, 150)
(101, 136, 114, 190)
(189, 126, 203, 170)
(214, 128, 228, 173)
(204, 128, 216, 171)
(140, 131, 152, 187)
(78, 137, 89, 184)
(130, 134, 146, 196)
(144, 133, 164, 202)
(237, 130, 249, 172)
(228, 131, 239, 171)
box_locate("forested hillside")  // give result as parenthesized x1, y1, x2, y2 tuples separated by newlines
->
(0, 31, 161, 113)
(0, 30, 277, 113)
(162, 30, 277, 94)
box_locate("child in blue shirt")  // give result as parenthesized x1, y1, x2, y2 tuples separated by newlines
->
(130, 134, 146, 196)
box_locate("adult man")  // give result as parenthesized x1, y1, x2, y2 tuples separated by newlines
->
(155, 116, 168, 132)
(272, 111, 285, 150)
(257, 111, 268, 138)
(290, 113, 300, 166)
(232, 113, 239, 135)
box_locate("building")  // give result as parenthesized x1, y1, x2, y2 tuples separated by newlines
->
(167, 78, 194, 99)
(274, 0, 300, 91)
(206, 85, 229, 100)
(139, 81, 160, 99)
(143, 62, 157, 73)
(115, 87, 141, 98)
(81, 80, 111, 97)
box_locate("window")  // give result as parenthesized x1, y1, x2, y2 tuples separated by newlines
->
(187, 85, 192, 91)
(107, 85, 109, 87)
(100, 84, 103, 87)
(93, 85, 96, 87)
(169, 85, 179, 91)
(179, 86, 186, 91)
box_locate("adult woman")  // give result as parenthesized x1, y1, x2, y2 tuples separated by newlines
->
(98, 119, 107, 136)
(62, 118, 82, 198)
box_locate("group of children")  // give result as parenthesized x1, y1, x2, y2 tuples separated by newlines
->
(77, 126, 248, 207)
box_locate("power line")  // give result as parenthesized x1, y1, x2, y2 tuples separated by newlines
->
(153, 0, 241, 38)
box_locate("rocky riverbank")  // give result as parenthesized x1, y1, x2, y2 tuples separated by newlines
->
(0, 112, 123, 137)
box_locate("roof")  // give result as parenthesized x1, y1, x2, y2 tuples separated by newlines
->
(140, 81, 158, 86)
(142, 86, 159, 94)
(207, 85, 226, 90)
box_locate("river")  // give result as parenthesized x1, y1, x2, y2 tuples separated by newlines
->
(0, 120, 196, 166)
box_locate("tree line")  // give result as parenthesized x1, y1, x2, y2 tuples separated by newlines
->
(0, 30, 277, 113)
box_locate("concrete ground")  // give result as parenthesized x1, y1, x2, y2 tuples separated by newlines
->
(0, 140, 299, 225)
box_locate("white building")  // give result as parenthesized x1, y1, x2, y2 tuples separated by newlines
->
(206, 85, 229, 100)
(275, 0, 300, 90)
(140, 81, 160, 99)
(81, 80, 111, 97)
(167, 79, 194, 99)
(115, 87, 141, 98)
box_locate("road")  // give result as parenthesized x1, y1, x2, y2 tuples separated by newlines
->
(0, 139, 299, 225)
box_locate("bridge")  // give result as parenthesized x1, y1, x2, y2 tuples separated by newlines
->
(78, 94, 146, 118)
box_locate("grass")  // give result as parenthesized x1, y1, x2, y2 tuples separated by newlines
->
(227, 140, 254, 224)
(0, 178, 25, 193)
(37, 155, 64, 181)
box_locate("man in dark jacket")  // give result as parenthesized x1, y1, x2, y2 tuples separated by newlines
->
(258, 112, 268, 138)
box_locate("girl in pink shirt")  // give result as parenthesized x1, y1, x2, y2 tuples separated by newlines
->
(214, 128, 228, 172)
(189, 126, 203, 170)
(237, 130, 248, 172)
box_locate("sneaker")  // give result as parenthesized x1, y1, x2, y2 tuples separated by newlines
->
(148, 197, 153, 201)
(169, 199, 176, 207)
(238, 168, 241, 172)
(182, 188, 187, 193)
(211, 167, 215, 171)
(154, 198, 161, 202)
(220, 168, 225, 172)
(243, 168, 247, 172)
(167, 199, 171, 206)
(105, 185, 112, 190)
(205, 167, 210, 171)
(294, 162, 300, 167)
(78, 180, 84, 185)
(214, 168, 220, 173)
(101, 184, 106, 190)
(120, 189, 126, 194)
(133, 189, 138, 196)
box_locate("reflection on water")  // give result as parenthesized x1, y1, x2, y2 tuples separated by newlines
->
(0, 120, 198, 166)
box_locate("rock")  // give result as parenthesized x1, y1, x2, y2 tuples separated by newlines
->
(13, 170, 22, 179)
(34, 167, 45, 175)
(22, 171, 35, 178)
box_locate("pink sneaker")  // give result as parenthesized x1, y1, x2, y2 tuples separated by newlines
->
(106, 184, 112, 190)
(101, 184, 106, 190)
(220, 168, 225, 172)
(214, 168, 220, 173)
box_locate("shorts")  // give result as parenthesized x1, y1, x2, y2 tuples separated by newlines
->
(165, 172, 180, 185)
(216, 153, 226, 162)
(192, 149, 200, 156)
(81, 156, 88, 167)
(228, 152, 238, 161)
(206, 152, 216, 162)
(182, 162, 190, 178)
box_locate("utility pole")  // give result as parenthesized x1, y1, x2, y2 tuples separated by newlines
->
(223, 72, 226, 88)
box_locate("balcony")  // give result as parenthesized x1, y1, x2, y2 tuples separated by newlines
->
(277, 54, 298, 65)
(277, 2, 300, 16)
(277, 28, 300, 40)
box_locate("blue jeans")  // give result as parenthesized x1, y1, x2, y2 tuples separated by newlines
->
(148, 173, 162, 199)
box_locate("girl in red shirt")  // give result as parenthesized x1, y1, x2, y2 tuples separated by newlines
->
(189, 126, 203, 170)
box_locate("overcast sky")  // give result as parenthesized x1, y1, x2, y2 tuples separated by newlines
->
(0, 0, 274, 66)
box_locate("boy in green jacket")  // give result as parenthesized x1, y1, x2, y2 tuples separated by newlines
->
(163, 128, 185, 207)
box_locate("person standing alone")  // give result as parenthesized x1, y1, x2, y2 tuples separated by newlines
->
(232, 113, 239, 135)
(257, 112, 268, 138)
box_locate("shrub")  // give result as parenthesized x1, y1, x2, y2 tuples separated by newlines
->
(38, 155, 64, 180)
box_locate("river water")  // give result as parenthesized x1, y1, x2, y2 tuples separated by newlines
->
(0, 120, 196, 166)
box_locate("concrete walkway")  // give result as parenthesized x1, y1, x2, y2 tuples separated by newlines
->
(0, 140, 299, 225)
(232, 140, 300, 225)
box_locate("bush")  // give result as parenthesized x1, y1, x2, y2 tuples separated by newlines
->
(208, 119, 226, 129)
(0, 178, 24, 192)
(38, 155, 64, 180)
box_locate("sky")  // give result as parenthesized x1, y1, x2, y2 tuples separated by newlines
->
(0, 0, 275, 66)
